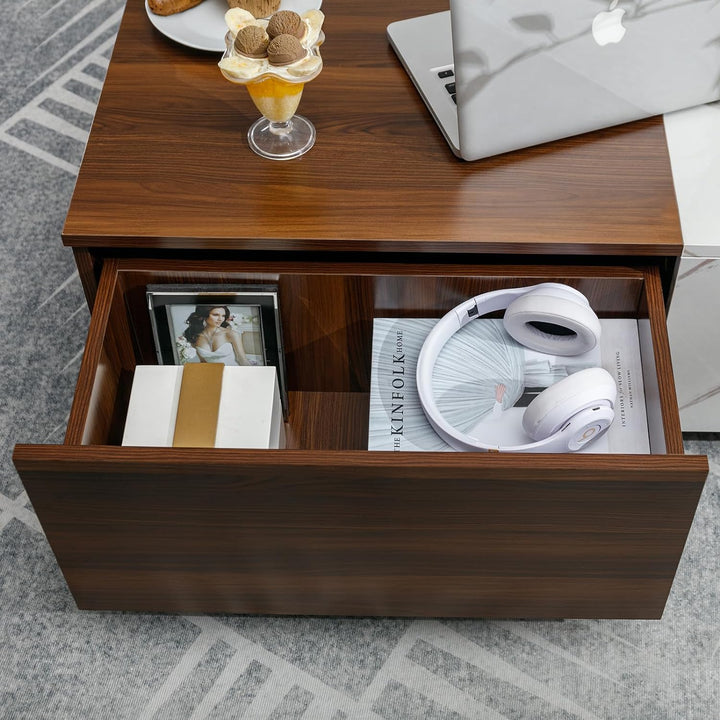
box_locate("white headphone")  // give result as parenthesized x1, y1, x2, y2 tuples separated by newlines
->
(416, 283, 617, 453)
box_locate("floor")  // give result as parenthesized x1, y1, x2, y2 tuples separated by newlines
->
(1, 0, 719, 717)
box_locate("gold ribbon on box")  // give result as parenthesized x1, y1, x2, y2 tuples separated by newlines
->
(172, 363, 224, 448)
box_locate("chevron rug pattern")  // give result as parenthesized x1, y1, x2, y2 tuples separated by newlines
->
(1, 1, 719, 717)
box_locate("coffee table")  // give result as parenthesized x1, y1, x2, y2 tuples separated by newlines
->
(12, 0, 707, 619)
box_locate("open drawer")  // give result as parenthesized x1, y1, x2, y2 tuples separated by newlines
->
(13, 258, 708, 618)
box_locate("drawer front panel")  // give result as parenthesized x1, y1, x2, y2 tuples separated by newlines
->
(14, 446, 707, 618)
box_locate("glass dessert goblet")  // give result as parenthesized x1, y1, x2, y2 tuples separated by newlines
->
(219, 21, 324, 160)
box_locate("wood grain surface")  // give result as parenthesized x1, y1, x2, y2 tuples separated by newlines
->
(12, 445, 707, 616)
(62, 0, 684, 256)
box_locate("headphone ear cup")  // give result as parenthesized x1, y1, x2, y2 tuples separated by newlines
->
(522, 367, 617, 441)
(503, 292, 601, 356)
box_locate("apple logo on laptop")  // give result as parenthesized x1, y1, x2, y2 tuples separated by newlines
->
(592, 0, 626, 46)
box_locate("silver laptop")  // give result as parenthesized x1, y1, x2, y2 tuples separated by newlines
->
(387, 0, 720, 160)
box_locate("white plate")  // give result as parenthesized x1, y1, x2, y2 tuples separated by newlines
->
(145, 0, 322, 52)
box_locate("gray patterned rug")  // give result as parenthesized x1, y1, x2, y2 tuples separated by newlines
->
(1, 1, 719, 717)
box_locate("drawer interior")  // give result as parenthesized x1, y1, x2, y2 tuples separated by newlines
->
(67, 258, 680, 455)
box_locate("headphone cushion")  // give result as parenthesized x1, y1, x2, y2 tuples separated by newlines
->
(503, 293, 601, 357)
(522, 367, 617, 441)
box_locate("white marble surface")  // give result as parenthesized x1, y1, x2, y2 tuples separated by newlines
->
(664, 102, 720, 430)
(666, 256, 720, 431)
(664, 101, 720, 258)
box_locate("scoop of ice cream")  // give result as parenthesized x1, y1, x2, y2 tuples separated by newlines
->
(267, 33, 306, 66)
(234, 24, 269, 57)
(267, 10, 305, 40)
(227, 0, 280, 18)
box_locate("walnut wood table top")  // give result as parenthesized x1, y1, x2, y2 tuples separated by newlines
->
(62, 0, 683, 256)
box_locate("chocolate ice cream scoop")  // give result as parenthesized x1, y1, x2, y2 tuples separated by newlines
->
(234, 24, 269, 58)
(267, 10, 305, 39)
(267, 33, 306, 66)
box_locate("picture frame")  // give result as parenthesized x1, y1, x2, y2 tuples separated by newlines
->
(146, 284, 288, 415)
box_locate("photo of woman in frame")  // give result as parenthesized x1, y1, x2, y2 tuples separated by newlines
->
(169, 304, 265, 366)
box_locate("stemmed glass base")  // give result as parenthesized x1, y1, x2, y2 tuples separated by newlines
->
(247, 115, 316, 160)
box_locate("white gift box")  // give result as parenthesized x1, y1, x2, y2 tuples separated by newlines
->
(121, 365, 285, 449)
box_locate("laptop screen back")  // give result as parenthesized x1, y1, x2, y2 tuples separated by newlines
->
(450, 0, 720, 159)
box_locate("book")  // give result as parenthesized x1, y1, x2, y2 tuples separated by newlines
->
(368, 317, 650, 453)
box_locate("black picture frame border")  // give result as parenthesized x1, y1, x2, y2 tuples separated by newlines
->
(146, 283, 288, 416)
